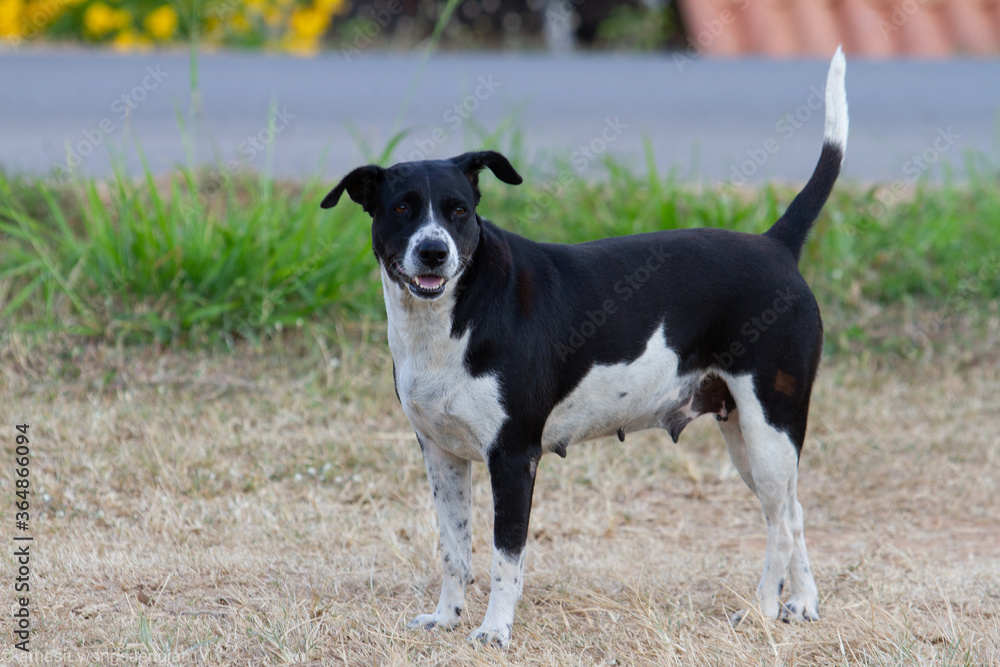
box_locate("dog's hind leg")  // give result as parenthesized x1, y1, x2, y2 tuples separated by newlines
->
(407, 435, 473, 632)
(469, 442, 540, 648)
(724, 403, 819, 621)
(718, 407, 756, 495)
(783, 481, 820, 621)
(721, 375, 805, 622)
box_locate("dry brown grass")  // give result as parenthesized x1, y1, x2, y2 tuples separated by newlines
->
(2, 333, 998, 666)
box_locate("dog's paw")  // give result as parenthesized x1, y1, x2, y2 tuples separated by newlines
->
(780, 598, 820, 623)
(407, 606, 462, 632)
(467, 623, 512, 648)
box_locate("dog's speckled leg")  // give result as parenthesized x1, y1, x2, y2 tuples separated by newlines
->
(408, 435, 473, 632)
(468, 444, 538, 648)
(469, 546, 525, 647)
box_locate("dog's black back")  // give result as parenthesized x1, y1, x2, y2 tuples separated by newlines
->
(452, 219, 826, 453)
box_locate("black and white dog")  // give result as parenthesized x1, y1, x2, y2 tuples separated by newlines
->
(322, 49, 848, 647)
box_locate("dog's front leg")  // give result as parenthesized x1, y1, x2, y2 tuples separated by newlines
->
(469, 446, 539, 648)
(408, 435, 473, 631)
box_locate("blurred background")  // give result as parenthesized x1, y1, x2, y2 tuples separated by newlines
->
(1, 0, 999, 345)
(1, 0, 999, 183)
(4, 0, 1000, 56)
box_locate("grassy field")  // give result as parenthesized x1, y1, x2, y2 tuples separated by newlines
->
(2, 154, 1000, 349)
(1, 337, 998, 665)
(2, 151, 999, 664)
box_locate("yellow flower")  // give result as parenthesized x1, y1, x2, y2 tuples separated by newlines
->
(282, 32, 317, 56)
(83, 1, 129, 38)
(23, 0, 78, 32)
(314, 0, 343, 14)
(262, 6, 280, 27)
(202, 14, 218, 36)
(112, 25, 151, 51)
(229, 12, 249, 33)
(289, 5, 326, 39)
(143, 5, 177, 41)
(0, 0, 24, 36)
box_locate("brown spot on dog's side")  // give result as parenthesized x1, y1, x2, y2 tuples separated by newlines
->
(774, 370, 797, 397)
(517, 270, 534, 316)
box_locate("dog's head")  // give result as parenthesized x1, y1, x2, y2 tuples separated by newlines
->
(321, 151, 522, 301)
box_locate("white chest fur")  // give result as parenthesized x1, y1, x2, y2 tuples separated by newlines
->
(382, 268, 506, 462)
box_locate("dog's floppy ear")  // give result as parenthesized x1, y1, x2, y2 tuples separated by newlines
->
(320, 165, 385, 215)
(448, 151, 523, 204)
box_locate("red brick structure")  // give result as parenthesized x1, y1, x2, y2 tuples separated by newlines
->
(676, 0, 1000, 56)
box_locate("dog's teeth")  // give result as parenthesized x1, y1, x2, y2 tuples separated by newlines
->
(415, 275, 444, 290)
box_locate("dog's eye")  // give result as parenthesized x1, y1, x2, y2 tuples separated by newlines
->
(454, 206, 466, 216)
(393, 204, 408, 214)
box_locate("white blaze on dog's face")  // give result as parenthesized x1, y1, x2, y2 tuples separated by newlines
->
(375, 165, 479, 301)
(320, 152, 522, 302)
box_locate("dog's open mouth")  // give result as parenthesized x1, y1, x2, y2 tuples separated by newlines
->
(387, 261, 448, 299)
(408, 274, 447, 298)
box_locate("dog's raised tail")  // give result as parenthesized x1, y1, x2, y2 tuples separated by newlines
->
(765, 47, 848, 261)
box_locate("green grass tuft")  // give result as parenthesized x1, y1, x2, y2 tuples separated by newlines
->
(0, 167, 381, 344)
(2, 153, 999, 348)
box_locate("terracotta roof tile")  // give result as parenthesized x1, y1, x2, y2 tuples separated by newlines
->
(945, 0, 997, 52)
(743, 0, 800, 55)
(681, 0, 746, 54)
(789, 0, 843, 55)
(677, 0, 1000, 56)
(840, 0, 896, 56)
(897, 5, 953, 56)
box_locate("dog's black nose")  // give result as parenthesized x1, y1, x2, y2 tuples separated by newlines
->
(417, 239, 449, 268)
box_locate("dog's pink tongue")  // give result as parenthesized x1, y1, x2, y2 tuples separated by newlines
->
(416, 275, 444, 289)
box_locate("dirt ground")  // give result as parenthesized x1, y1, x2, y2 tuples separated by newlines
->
(1, 337, 998, 665)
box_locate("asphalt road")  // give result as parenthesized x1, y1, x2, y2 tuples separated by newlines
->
(2, 49, 998, 184)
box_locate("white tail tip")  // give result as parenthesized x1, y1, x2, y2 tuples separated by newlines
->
(824, 46, 849, 157)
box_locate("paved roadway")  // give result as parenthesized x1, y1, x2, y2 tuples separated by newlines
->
(1, 49, 998, 184)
